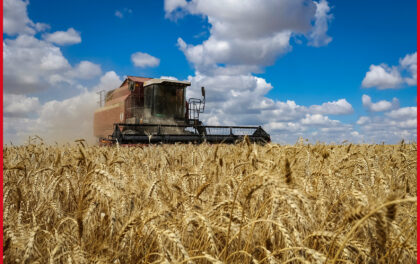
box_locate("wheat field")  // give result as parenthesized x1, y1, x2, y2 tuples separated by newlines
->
(3, 138, 417, 263)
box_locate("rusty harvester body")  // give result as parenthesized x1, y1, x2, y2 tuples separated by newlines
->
(94, 76, 270, 144)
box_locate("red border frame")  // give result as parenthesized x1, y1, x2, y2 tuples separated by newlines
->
(1, 0, 4, 260)
(417, 0, 419, 258)
(0, 0, 418, 262)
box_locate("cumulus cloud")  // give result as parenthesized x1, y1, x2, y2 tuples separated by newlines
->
(164, 0, 188, 15)
(308, 0, 333, 47)
(261, 100, 307, 121)
(361, 94, 399, 112)
(356, 116, 370, 126)
(400, 52, 417, 86)
(309, 99, 353, 115)
(301, 114, 338, 126)
(70, 61, 102, 79)
(4, 34, 101, 94)
(3, 0, 32, 35)
(385, 107, 417, 120)
(184, 71, 360, 143)
(265, 121, 304, 132)
(187, 71, 354, 120)
(3, 0, 49, 35)
(92, 71, 123, 92)
(162, 0, 376, 144)
(362, 52, 417, 89)
(3, 0, 122, 145)
(165, 0, 417, 143)
(266, 116, 358, 144)
(356, 106, 417, 143)
(171, 0, 318, 36)
(3, 0, 99, 95)
(162, 0, 379, 143)
(4, 34, 71, 93)
(361, 64, 403, 89)
(4, 94, 41, 118)
(356, 112, 417, 143)
(131, 52, 160, 68)
(43, 28, 81, 45)
(177, 31, 292, 72)
(168, 0, 332, 73)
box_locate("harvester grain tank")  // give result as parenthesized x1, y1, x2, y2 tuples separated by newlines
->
(94, 76, 270, 144)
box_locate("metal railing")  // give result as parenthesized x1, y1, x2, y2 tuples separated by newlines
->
(110, 123, 270, 144)
(97, 90, 106, 107)
(188, 98, 205, 121)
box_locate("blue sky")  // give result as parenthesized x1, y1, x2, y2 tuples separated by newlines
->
(3, 0, 417, 144)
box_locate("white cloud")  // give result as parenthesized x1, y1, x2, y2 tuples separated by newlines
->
(131, 52, 160, 68)
(3, 0, 49, 35)
(357, 106, 417, 143)
(177, 31, 292, 72)
(70, 61, 102, 79)
(361, 94, 399, 112)
(362, 52, 417, 89)
(187, 71, 354, 124)
(92, 71, 123, 92)
(2, 1, 123, 145)
(185, 71, 361, 143)
(115, 10, 123, 18)
(3, 0, 102, 96)
(4, 94, 40, 117)
(309, 99, 353, 115)
(162, 0, 382, 144)
(400, 52, 417, 86)
(265, 121, 304, 132)
(169, 0, 332, 73)
(187, 72, 296, 130)
(3, 0, 33, 35)
(4, 34, 71, 93)
(356, 114, 416, 143)
(385, 107, 417, 120)
(164, 0, 187, 15)
(177, 0, 317, 37)
(301, 114, 339, 126)
(267, 117, 359, 144)
(361, 64, 403, 89)
(356, 116, 370, 125)
(4, 34, 101, 94)
(162, 0, 378, 144)
(43, 28, 81, 45)
(308, 0, 333, 47)
(165, 0, 417, 143)
(3, 0, 32, 35)
(261, 100, 307, 121)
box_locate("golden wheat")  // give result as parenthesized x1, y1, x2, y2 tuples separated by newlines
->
(3, 140, 417, 263)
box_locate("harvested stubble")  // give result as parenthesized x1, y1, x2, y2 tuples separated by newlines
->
(3, 138, 417, 263)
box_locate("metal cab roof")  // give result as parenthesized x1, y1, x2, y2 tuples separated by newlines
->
(144, 78, 191, 87)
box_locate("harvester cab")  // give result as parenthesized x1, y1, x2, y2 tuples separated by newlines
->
(94, 76, 270, 144)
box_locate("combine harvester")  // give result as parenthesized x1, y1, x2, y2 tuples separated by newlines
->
(94, 76, 270, 144)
